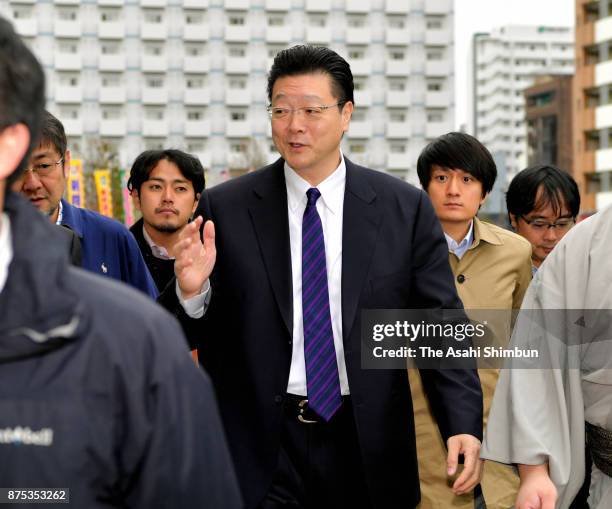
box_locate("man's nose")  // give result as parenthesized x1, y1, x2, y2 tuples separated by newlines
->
(446, 177, 460, 195)
(21, 170, 42, 191)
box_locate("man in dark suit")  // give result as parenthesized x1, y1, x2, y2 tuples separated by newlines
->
(162, 45, 483, 509)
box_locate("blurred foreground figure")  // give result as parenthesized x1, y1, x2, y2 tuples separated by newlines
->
(0, 17, 241, 509)
(482, 205, 612, 508)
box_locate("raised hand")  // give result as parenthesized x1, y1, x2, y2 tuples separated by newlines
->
(174, 216, 216, 300)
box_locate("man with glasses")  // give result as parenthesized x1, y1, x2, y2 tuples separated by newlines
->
(12, 110, 158, 298)
(506, 165, 580, 274)
(161, 45, 483, 509)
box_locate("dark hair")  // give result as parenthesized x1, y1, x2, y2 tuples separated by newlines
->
(416, 132, 497, 196)
(39, 110, 67, 158)
(0, 17, 45, 183)
(267, 45, 354, 106)
(506, 165, 580, 219)
(127, 149, 205, 196)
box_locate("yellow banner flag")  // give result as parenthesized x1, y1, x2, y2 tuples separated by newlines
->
(94, 169, 113, 218)
(67, 159, 85, 208)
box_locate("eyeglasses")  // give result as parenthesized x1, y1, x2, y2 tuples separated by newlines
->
(519, 216, 575, 232)
(266, 102, 346, 120)
(25, 158, 64, 177)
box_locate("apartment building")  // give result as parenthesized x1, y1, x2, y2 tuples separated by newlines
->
(470, 25, 574, 182)
(0, 0, 455, 184)
(574, 0, 612, 213)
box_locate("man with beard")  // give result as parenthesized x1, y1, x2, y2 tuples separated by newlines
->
(12, 110, 158, 298)
(128, 149, 204, 292)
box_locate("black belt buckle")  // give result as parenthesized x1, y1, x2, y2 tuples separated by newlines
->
(297, 399, 318, 424)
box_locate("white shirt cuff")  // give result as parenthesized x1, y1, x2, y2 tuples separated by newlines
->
(177, 279, 211, 319)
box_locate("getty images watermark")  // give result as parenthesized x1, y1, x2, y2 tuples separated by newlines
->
(361, 309, 612, 369)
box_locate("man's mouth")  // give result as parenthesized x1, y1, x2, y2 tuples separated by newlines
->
(156, 208, 178, 215)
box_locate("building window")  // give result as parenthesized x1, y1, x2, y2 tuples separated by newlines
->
(390, 143, 406, 153)
(58, 8, 77, 21)
(389, 79, 406, 91)
(12, 6, 33, 19)
(186, 75, 205, 88)
(387, 15, 406, 29)
(185, 44, 202, 57)
(389, 48, 405, 60)
(309, 15, 326, 27)
(389, 110, 406, 122)
(349, 143, 366, 153)
(59, 107, 79, 119)
(427, 80, 443, 92)
(228, 45, 246, 58)
(145, 138, 165, 150)
(101, 73, 121, 87)
(145, 108, 165, 120)
(348, 47, 366, 60)
(427, 111, 443, 122)
(228, 76, 247, 89)
(426, 50, 443, 61)
(426, 16, 443, 29)
(100, 8, 120, 22)
(101, 107, 121, 120)
(101, 42, 120, 55)
(143, 9, 163, 24)
(228, 14, 245, 26)
(144, 43, 163, 56)
(187, 141, 205, 153)
(230, 142, 246, 153)
(185, 10, 204, 24)
(230, 111, 246, 121)
(58, 40, 79, 54)
(187, 109, 204, 121)
(347, 15, 366, 28)
(352, 110, 366, 122)
(145, 75, 164, 88)
(268, 15, 285, 26)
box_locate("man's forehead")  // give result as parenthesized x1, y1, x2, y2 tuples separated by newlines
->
(31, 143, 60, 159)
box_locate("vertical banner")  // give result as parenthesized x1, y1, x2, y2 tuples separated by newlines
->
(118, 168, 133, 226)
(94, 169, 113, 218)
(67, 159, 85, 208)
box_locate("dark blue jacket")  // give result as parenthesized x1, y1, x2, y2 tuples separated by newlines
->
(60, 199, 158, 299)
(0, 193, 242, 509)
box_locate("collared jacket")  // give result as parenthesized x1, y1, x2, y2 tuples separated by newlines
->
(0, 192, 242, 509)
(60, 199, 158, 298)
(409, 217, 533, 509)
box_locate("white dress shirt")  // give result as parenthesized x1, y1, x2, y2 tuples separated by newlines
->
(142, 225, 173, 260)
(444, 220, 474, 260)
(284, 156, 350, 396)
(0, 213, 13, 293)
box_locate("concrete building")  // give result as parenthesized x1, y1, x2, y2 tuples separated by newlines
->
(0, 0, 455, 184)
(470, 25, 574, 184)
(525, 74, 574, 173)
(573, 0, 612, 213)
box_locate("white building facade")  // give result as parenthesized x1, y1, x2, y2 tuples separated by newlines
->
(1, 0, 455, 183)
(470, 25, 574, 181)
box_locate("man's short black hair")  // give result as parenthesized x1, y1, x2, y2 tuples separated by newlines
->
(416, 132, 497, 196)
(267, 45, 354, 106)
(506, 165, 580, 219)
(0, 17, 45, 183)
(39, 110, 67, 158)
(127, 149, 205, 196)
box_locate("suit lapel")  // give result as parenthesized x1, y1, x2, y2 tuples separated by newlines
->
(248, 160, 293, 337)
(342, 159, 383, 342)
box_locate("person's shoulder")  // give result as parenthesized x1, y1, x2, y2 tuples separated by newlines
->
(76, 207, 133, 238)
(66, 266, 185, 352)
(481, 221, 531, 252)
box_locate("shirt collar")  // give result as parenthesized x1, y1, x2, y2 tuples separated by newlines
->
(142, 224, 173, 260)
(54, 200, 63, 226)
(444, 220, 474, 255)
(0, 212, 13, 294)
(58, 199, 83, 237)
(284, 152, 346, 215)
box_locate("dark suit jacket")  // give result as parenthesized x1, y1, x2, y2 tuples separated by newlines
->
(160, 158, 483, 509)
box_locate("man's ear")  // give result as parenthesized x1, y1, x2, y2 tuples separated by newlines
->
(130, 189, 141, 211)
(509, 214, 518, 230)
(0, 124, 30, 180)
(192, 192, 201, 214)
(62, 148, 71, 179)
(479, 192, 489, 207)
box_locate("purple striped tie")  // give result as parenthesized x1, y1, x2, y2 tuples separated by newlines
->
(302, 188, 342, 421)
